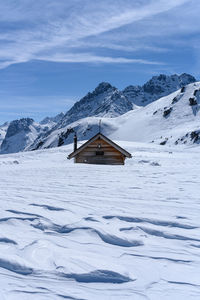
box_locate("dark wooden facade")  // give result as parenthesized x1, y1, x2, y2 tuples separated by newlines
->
(68, 133, 132, 165)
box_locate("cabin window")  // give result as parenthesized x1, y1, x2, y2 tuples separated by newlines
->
(96, 151, 104, 156)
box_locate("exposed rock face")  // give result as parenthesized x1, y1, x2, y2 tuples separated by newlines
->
(123, 73, 196, 106)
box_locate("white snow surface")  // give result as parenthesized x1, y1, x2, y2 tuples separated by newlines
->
(0, 142, 200, 299)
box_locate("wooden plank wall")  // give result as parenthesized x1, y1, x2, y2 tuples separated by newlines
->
(75, 138, 125, 165)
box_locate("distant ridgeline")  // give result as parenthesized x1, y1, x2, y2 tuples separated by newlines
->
(1, 73, 199, 155)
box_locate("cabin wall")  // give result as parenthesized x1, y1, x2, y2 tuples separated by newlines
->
(74, 138, 125, 165)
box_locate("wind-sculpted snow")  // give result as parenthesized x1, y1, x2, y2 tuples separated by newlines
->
(0, 237, 17, 245)
(104, 215, 198, 229)
(31, 219, 143, 247)
(0, 256, 33, 275)
(60, 270, 132, 284)
(0, 142, 200, 299)
(30, 203, 66, 211)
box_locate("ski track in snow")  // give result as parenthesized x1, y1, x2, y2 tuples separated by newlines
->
(0, 142, 200, 299)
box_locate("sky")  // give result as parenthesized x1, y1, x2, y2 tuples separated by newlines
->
(0, 0, 200, 123)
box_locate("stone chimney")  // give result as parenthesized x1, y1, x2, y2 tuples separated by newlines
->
(74, 133, 77, 152)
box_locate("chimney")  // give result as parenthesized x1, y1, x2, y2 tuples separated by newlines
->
(74, 133, 77, 152)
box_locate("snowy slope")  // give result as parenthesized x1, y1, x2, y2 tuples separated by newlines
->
(111, 82, 200, 146)
(29, 116, 117, 150)
(123, 73, 196, 106)
(0, 142, 200, 299)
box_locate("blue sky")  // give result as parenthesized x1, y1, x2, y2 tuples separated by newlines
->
(0, 0, 200, 123)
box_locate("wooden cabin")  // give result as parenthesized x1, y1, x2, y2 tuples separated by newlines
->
(68, 132, 132, 165)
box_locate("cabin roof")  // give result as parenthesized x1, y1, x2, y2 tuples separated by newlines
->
(68, 132, 132, 159)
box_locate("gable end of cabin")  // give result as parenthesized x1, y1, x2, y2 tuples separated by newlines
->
(75, 137, 125, 165)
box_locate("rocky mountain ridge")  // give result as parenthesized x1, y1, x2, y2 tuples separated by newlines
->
(57, 82, 133, 129)
(123, 73, 196, 105)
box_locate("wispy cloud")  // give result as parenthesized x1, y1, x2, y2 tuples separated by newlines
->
(0, 0, 195, 68)
(37, 53, 163, 65)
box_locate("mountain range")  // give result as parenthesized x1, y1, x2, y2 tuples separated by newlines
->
(0, 73, 199, 154)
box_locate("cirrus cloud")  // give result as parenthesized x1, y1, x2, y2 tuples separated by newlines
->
(0, 0, 192, 68)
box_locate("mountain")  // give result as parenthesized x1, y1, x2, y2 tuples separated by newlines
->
(28, 82, 133, 150)
(57, 82, 133, 129)
(111, 81, 200, 146)
(30, 73, 196, 151)
(0, 118, 55, 154)
(1, 118, 39, 154)
(123, 73, 196, 106)
(0, 112, 66, 154)
(30, 81, 200, 150)
(0, 73, 198, 154)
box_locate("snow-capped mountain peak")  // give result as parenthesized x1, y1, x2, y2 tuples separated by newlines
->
(57, 82, 133, 128)
(1, 118, 39, 154)
(5, 118, 34, 138)
(92, 82, 115, 94)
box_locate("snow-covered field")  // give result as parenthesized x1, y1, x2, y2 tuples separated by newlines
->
(0, 142, 200, 299)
